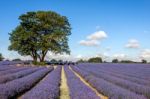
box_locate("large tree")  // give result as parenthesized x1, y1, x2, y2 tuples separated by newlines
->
(9, 11, 71, 62)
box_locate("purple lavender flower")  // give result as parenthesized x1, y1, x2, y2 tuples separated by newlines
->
(0, 67, 42, 83)
(71, 66, 146, 99)
(0, 67, 53, 99)
(65, 66, 100, 99)
(21, 66, 61, 99)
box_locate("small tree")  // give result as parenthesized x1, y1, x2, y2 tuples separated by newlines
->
(112, 59, 119, 63)
(88, 57, 102, 63)
(0, 53, 4, 61)
(142, 59, 147, 63)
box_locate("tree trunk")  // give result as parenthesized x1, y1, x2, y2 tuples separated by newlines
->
(31, 50, 38, 62)
(39, 50, 48, 62)
(33, 56, 37, 62)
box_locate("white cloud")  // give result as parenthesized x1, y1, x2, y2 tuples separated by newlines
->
(87, 31, 107, 40)
(125, 39, 140, 48)
(79, 40, 99, 46)
(19, 56, 32, 61)
(5, 52, 32, 61)
(46, 52, 70, 60)
(76, 54, 83, 59)
(140, 49, 150, 59)
(113, 53, 127, 60)
(45, 52, 83, 62)
(79, 30, 107, 47)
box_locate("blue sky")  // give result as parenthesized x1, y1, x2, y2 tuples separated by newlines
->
(0, 0, 150, 61)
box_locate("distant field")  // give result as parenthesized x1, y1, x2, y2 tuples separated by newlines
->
(0, 63, 150, 99)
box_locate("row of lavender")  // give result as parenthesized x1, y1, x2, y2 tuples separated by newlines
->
(0, 65, 54, 99)
(22, 65, 102, 99)
(0, 67, 42, 83)
(0, 61, 24, 66)
(76, 63, 150, 98)
(0, 64, 20, 71)
(21, 66, 62, 99)
(64, 66, 100, 99)
(0, 65, 46, 83)
(78, 63, 150, 87)
(71, 65, 147, 99)
(79, 63, 150, 80)
(83, 64, 150, 86)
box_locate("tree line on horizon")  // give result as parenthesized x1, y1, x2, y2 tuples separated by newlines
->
(0, 53, 148, 64)
(77, 57, 148, 64)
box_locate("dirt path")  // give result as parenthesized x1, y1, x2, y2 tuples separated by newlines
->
(59, 66, 70, 99)
(53, 65, 58, 69)
(69, 66, 108, 99)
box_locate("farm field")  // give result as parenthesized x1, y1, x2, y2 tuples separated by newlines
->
(0, 63, 150, 99)
(0, 1, 149, 99)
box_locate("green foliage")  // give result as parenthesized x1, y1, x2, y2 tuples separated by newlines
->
(88, 57, 102, 63)
(142, 59, 147, 63)
(112, 59, 119, 63)
(0, 53, 4, 61)
(9, 11, 71, 62)
(32, 61, 47, 66)
(120, 60, 134, 63)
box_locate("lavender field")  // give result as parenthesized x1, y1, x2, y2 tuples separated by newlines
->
(1, 0, 150, 99)
(0, 63, 150, 99)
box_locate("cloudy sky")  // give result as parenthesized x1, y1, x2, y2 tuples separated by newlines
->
(0, 0, 150, 62)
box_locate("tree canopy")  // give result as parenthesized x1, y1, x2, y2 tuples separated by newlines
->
(120, 60, 135, 63)
(141, 59, 147, 63)
(112, 59, 119, 63)
(9, 11, 71, 62)
(88, 57, 102, 63)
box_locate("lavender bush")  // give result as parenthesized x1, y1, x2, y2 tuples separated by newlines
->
(77, 64, 150, 98)
(21, 66, 61, 99)
(84, 65, 150, 86)
(71, 66, 146, 99)
(0, 65, 18, 71)
(79, 63, 149, 78)
(0, 66, 30, 76)
(65, 66, 100, 99)
(0, 61, 23, 66)
(0, 67, 42, 83)
(0, 67, 53, 99)
(78, 63, 150, 80)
